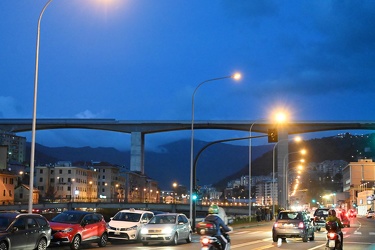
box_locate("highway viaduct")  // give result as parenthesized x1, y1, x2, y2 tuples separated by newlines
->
(1, 118, 375, 209)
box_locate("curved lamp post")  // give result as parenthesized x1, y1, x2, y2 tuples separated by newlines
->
(189, 73, 241, 224)
(29, 0, 54, 214)
(192, 134, 267, 230)
(248, 119, 265, 221)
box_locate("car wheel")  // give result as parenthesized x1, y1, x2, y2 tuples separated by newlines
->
(186, 232, 192, 243)
(142, 242, 149, 246)
(272, 233, 278, 242)
(36, 238, 47, 250)
(98, 232, 108, 247)
(70, 235, 81, 250)
(0, 241, 7, 250)
(309, 231, 315, 241)
(302, 233, 308, 242)
(171, 233, 178, 245)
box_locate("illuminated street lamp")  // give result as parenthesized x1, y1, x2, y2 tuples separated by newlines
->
(29, 0, 54, 214)
(189, 73, 241, 222)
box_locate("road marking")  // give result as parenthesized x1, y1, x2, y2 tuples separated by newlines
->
(370, 232, 375, 235)
(354, 231, 362, 234)
(232, 238, 270, 249)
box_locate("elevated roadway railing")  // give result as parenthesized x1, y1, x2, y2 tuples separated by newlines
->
(0, 202, 249, 216)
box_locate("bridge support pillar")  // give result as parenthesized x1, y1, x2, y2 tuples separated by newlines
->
(130, 132, 145, 174)
(277, 128, 289, 210)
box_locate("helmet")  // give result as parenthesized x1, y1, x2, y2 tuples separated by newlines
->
(208, 204, 219, 214)
(328, 209, 336, 216)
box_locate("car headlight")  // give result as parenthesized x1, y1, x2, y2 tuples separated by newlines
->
(125, 225, 137, 231)
(162, 227, 173, 234)
(140, 228, 148, 234)
(60, 228, 73, 233)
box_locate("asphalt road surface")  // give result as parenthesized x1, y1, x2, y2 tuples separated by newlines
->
(48, 216, 375, 250)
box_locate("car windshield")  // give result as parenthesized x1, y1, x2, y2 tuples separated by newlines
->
(315, 210, 329, 216)
(149, 215, 176, 224)
(278, 212, 301, 220)
(112, 212, 141, 222)
(51, 212, 84, 224)
(0, 217, 12, 230)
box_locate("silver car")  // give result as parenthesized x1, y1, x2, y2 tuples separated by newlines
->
(140, 213, 192, 246)
(272, 210, 315, 242)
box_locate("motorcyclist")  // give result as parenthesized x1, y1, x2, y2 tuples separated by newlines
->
(326, 209, 344, 247)
(204, 204, 231, 250)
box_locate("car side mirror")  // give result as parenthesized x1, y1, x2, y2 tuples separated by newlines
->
(11, 227, 19, 233)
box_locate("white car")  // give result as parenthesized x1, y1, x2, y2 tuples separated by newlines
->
(140, 213, 192, 246)
(107, 209, 154, 241)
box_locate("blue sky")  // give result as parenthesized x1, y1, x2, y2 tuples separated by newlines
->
(1, 0, 375, 151)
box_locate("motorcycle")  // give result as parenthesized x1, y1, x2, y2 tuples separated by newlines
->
(200, 234, 231, 250)
(196, 221, 231, 250)
(325, 221, 342, 250)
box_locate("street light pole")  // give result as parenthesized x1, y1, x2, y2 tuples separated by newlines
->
(29, 0, 54, 214)
(189, 73, 241, 224)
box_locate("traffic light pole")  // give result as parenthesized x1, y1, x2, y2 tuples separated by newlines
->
(192, 134, 267, 230)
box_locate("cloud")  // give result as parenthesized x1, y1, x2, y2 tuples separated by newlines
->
(74, 110, 99, 119)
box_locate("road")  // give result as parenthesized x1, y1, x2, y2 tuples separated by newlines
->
(48, 216, 375, 250)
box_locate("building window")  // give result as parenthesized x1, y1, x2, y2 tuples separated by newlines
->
(39, 178, 43, 183)
(68, 170, 71, 174)
(39, 169, 43, 173)
(9, 190, 12, 197)
(51, 170, 54, 174)
(59, 169, 62, 174)
(3, 190, 5, 196)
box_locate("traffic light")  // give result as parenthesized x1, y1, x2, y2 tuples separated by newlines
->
(268, 128, 278, 143)
(192, 193, 198, 201)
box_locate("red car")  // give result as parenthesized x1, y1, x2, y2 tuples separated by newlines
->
(49, 211, 108, 250)
(347, 209, 357, 218)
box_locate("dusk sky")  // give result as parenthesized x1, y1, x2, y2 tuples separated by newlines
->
(1, 0, 375, 151)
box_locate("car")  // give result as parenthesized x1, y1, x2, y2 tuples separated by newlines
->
(313, 208, 330, 231)
(272, 210, 315, 242)
(140, 213, 192, 246)
(107, 208, 154, 241)
(347, 209, 357, 218)
(336, 209, 350, 227)
(366, 210, 375, 218)
(49, 210, 108, 250)
(0, 212, 51, 250)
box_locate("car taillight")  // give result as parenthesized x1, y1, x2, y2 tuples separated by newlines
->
(298, 222, 304, 229)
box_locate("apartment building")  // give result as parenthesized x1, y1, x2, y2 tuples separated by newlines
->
(0, 132, 26, 165)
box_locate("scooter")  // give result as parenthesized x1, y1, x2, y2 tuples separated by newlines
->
(196, 221, 231, 250)
(200, 233, 230, 250)
(325, 221, 342, 250)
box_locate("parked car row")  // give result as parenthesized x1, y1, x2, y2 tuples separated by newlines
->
(0, 208, 192, 250)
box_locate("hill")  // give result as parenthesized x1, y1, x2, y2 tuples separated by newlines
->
(26, 139, 271, 189)
(26, 133, 375, 190)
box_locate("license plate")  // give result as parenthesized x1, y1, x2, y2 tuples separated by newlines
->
(329, 239, 335, 247)
(151, 235, 158, 238)
(283, 224, 294, 228)
(114, 231, 121, 235)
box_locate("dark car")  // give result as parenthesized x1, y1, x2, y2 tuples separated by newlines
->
(272, 210, 315, 242)
(313, 208, 330, 231)
(0, 212, 51, 250)
(49, 211, 108, 250)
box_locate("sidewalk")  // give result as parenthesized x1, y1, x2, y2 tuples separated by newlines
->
(231, 220, 274, 230)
